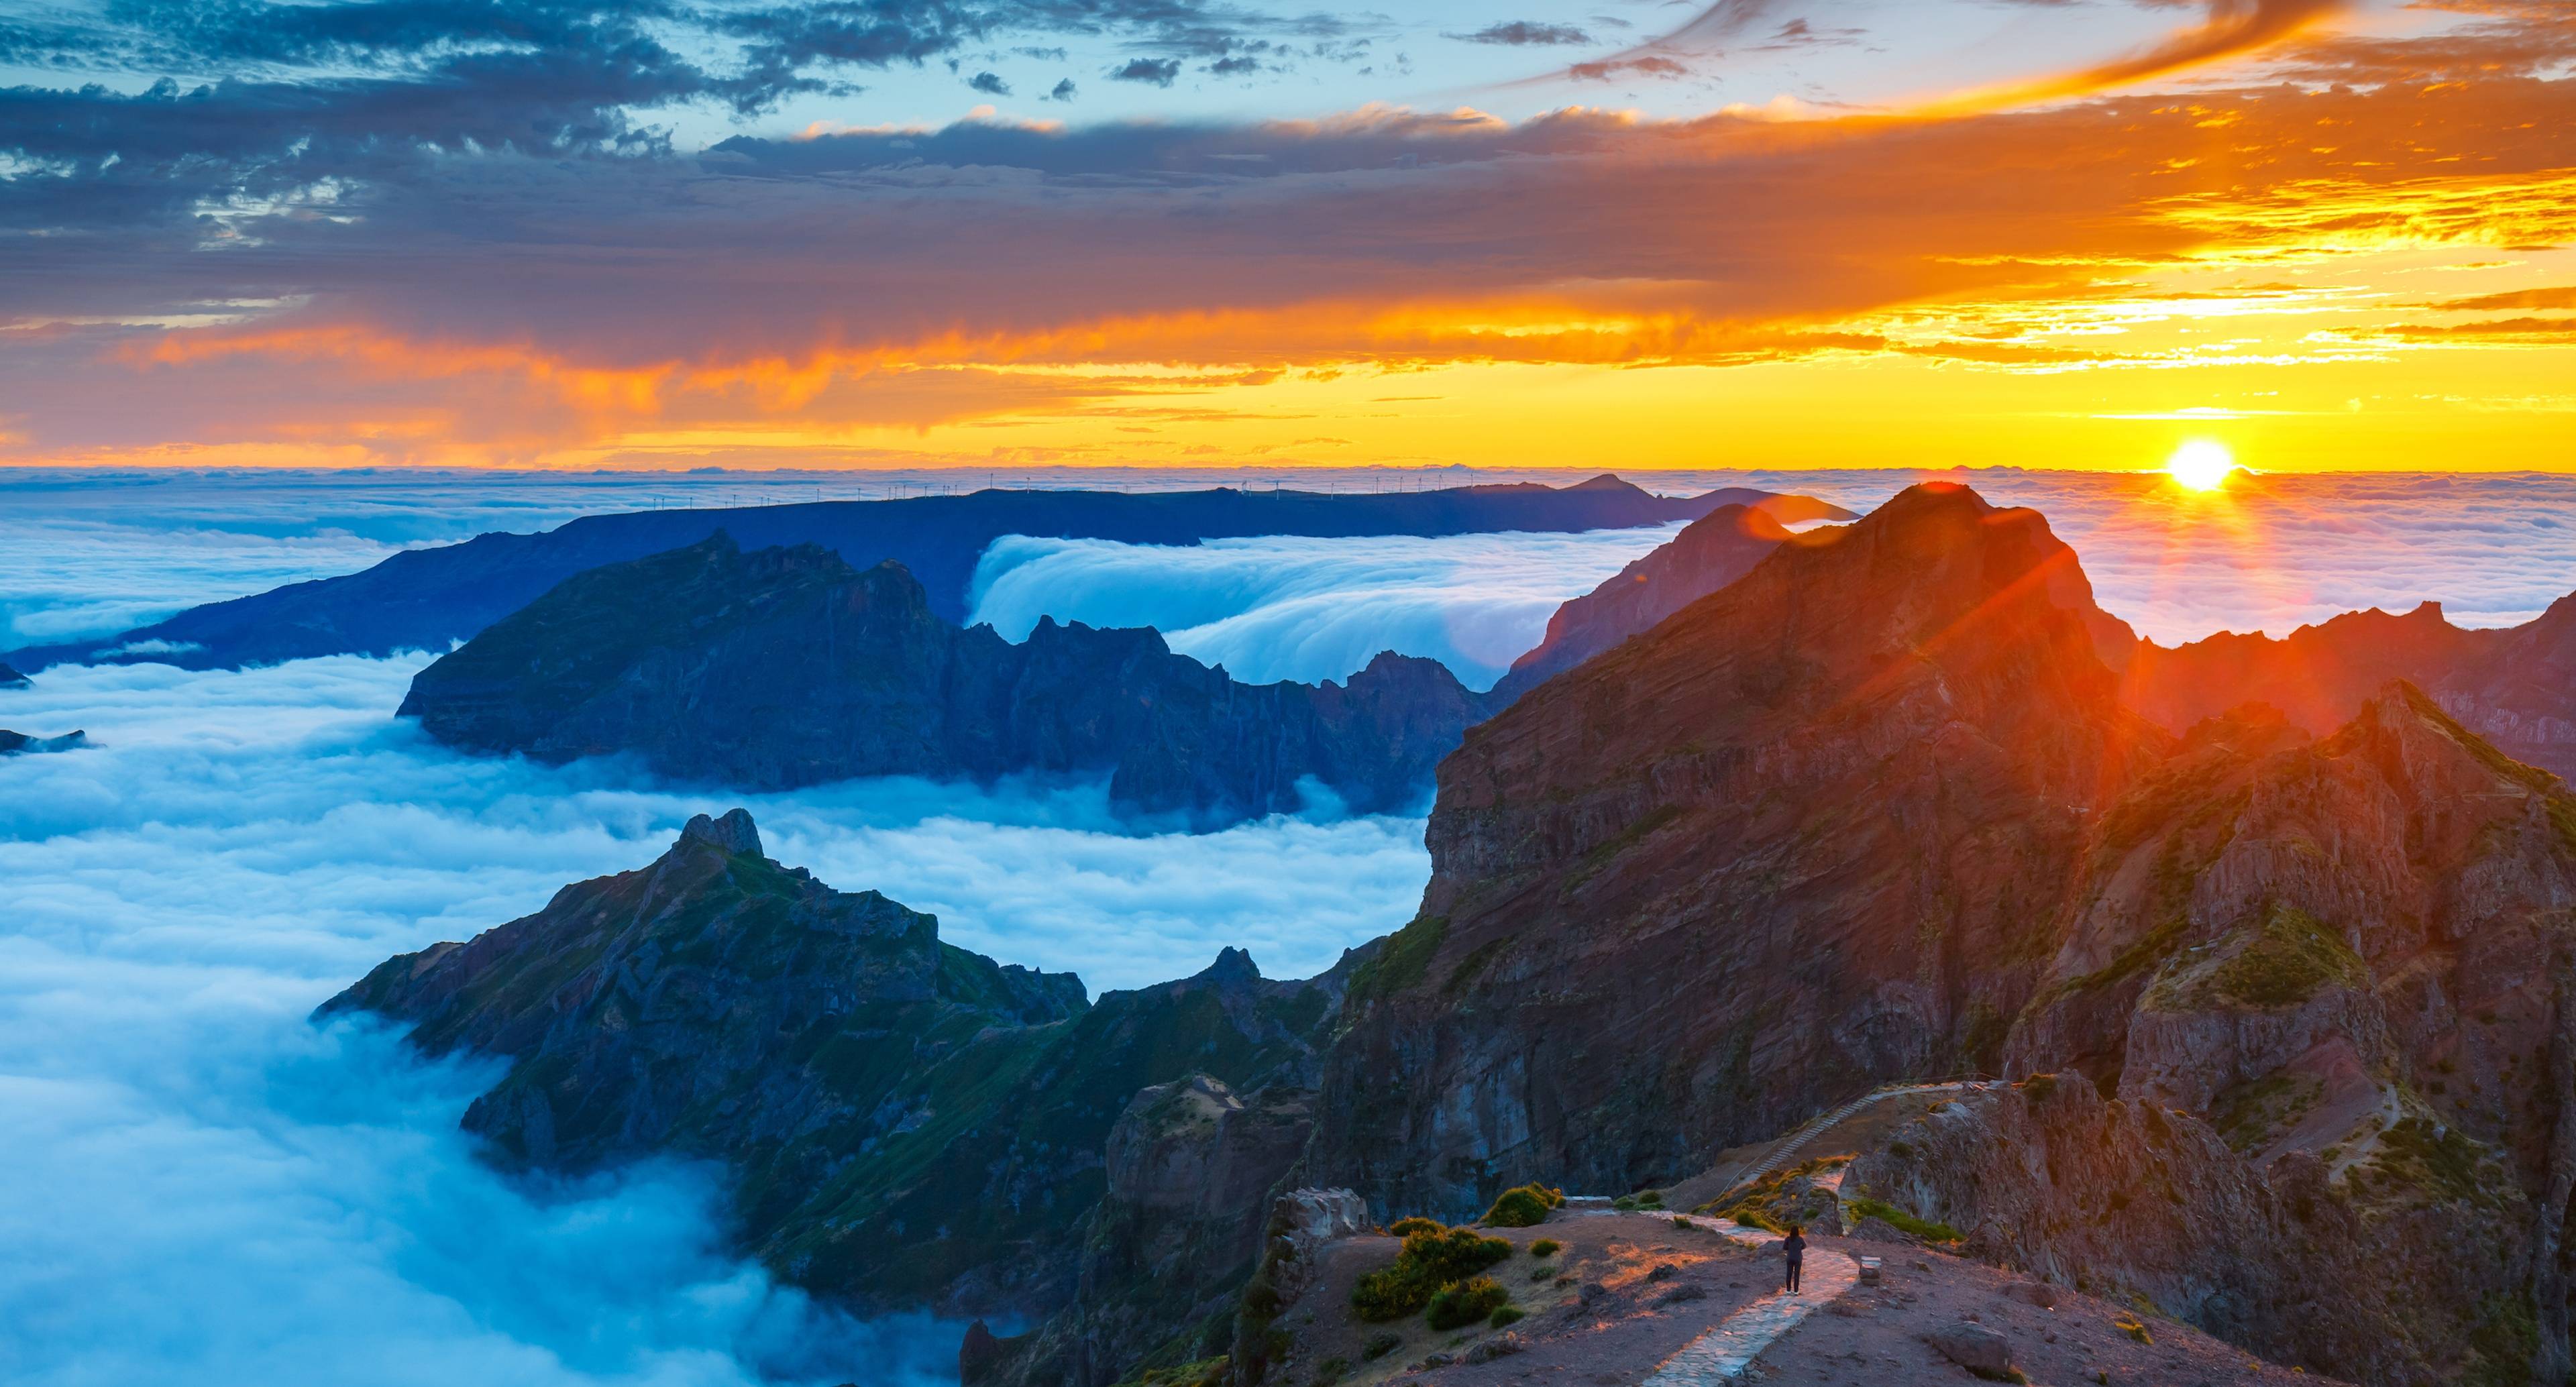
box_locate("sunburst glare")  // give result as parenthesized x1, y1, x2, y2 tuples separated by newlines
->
(2165, 440, 2237, 492)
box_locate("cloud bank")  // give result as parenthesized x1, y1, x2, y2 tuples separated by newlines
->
(968, 524, 1687, 687)
(0, 653, 1430, 1384)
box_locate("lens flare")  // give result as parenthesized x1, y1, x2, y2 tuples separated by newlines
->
(2165, 440, 2237, 492)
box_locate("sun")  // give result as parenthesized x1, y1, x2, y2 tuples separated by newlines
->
(2165, 439, 2237, 492)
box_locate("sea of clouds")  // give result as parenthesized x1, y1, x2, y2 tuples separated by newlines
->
(969, 526, 1690, 689)
(0, 655, 1428, 1386)
(13, 463, 2576, 1384)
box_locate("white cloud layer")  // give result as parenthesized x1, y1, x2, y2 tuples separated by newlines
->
(18, 465, 2576, 655)
(969, 526, 1688, 688)
(0, 655, 1430, 1385)
(0, 517, 396, 647)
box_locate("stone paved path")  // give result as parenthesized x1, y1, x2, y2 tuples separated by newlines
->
(1637, 1213, 1858, 1385)
(1562, 1080, 2001, 1382)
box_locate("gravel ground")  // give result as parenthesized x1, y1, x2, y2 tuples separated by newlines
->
(1268, 1217, 2343, 1387)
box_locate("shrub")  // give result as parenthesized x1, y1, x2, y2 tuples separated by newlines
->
(1724, 1205, 1784, 1235)
(1350, 1225, 1515, 1321)
(2113, 1316, 2153, 1345)
(1424, 1278, 1509, 1331)
(1634, 1189, 1665, 1209)
(1673, 1215, 1693, 1229)
(1845, 1197, 1963, 1243)
(1481, 1184, 1564, 1228)
(1489, 1305, 1525, 1329)
(1387, 1216, 1442, 1238)
(1611, 1196, 1636, 1211)
(1360, 1333, 1401, 1362)
(1529, 1239, 1562, 1258)
(1529, 1265, 1558, 1281)
(1313, 1357, 1348, 1386)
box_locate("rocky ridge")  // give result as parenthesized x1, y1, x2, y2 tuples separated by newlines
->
(398, 534, 1497, 828)
(1487, 503, 1792, 706)
(324, 810, 1346, 1318)
(0, 728, 86, 754)
(1302, 482, 2159, 1215)
(2117, 592, 2576, 782)
(1293, 482, 2576, 1385)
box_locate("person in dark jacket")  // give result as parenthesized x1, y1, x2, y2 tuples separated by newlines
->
(1781, 1225, 1806, 1293)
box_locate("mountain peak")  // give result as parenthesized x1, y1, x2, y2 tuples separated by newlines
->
(680, 808, 763, 857)
(1563, 473, 1643, 494)
(1197, 946, 1262, 985)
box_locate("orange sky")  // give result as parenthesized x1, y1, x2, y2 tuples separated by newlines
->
(5, 1, 2574, 474)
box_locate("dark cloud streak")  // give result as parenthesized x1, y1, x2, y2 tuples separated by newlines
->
(1447, 21, 1593, 46)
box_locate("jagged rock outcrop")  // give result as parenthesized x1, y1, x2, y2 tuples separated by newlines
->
(323, 810, 1354, 1321)
(1487, 504, 1792, 705)
(996, 1075, 1321, 1387)
(1964, 683, 2576, 1382)
(6, 476, 1850, 673)
(959, 1321, 1009, 1385)
(0, 728, 86, 754)
(398, 534, 1497, 828)
(2117, 593, 2576, 782)
(1302, 482, 2161, 1217)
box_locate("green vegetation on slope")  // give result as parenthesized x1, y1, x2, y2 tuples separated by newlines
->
(1480, 1183, 1564, 1228)
(2209, 905, 2365, 1008)
(1350, 1225, 1513, 1322)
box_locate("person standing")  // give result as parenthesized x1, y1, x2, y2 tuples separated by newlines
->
(1781, 1225, 1806, 1294)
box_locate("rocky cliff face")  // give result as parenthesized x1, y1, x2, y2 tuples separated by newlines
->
(1855, 1076, 2540, 1387)
(2118, 593, 2576, 782)
(995, 1074, 1322, 1387)
(1295, 483, 2576, 1384)
(1302, 482, 2159, 1217)
(325, 810, 1349, 1322)
(1487, 504, 1792, 706)
(398, 535, 1495, 828)
(1976, 683, 2576, 1382)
